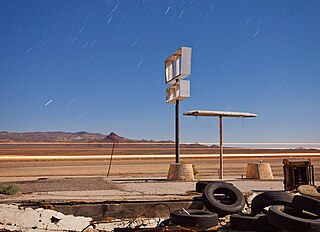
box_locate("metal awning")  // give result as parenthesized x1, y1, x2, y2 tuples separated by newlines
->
(183, 109, 257, 179)
(183, 110, 257, 118)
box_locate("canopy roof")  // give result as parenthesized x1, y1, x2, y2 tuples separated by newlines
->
(183, 110, 257, 118)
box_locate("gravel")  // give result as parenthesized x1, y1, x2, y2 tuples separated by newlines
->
(4, 177, 121, 193)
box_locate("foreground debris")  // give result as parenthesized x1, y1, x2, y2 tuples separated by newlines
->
(0, 204, 92, 231)
(173, 181, 320, 231)
(1, 180, 320, 231)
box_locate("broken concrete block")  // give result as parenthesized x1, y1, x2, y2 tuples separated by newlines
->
(0, 204, 92, 231)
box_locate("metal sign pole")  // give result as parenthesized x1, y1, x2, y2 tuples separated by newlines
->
(219, 116, 223, 179)
(164, 47, 192, 176)
(175, 99, 180, 163)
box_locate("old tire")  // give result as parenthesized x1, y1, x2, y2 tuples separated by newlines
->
(230, 214, 278, 232)
(195, 181, 232, 193)
(267, 206, 320, 232)
(292, 195, 320, 216)
(202, 182, 245, 217)
(230, 214, 257, 231)
(255, 213, 279, 232)
(251, 191, 294, 215)
(170, 209, 218, 229)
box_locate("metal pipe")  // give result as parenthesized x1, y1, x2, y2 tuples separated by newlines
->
(107, 142, 116, 177)
(219, 116, 223, 179)
(176, 100, 180, 163)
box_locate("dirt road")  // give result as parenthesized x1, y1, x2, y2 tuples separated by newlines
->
(1, 157, 319, 182)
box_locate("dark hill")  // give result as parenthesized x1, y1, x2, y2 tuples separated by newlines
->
(0, 131, 208, 148)
(0, 131, 105, 142)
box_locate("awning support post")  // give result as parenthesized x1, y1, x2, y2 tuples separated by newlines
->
(219, 116, 223, 179)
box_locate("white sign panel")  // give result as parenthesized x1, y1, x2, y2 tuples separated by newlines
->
(166, 80, 190, 104)
(165, 47, 192, 84)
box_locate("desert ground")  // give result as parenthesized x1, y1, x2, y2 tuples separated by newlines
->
(0, 143, 319, 192)
(1, 157, 320, 181)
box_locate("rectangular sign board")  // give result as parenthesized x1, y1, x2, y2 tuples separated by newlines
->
(165, 47, 192, 85)
(166, 80, 190, 104)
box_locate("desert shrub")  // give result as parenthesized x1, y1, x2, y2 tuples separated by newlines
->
(0, 184, 20, 195)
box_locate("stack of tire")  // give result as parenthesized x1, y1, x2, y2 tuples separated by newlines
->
(170, 181, 246, 230)
(230, 191, 320, 232)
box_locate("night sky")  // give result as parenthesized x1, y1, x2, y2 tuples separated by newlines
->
(1, 0, 319, 143)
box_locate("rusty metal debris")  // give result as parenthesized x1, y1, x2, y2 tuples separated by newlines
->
(283, 158, 315, 191)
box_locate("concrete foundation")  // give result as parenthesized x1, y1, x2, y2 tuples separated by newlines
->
(167, 163, 194, 181)
(246, 163, 274, 180)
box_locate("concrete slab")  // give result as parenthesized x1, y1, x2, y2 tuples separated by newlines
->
(0, 179, 285, 203)
(0, 204, 92, 231)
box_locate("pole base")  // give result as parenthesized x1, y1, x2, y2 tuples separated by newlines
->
(246, 163, 274, 180)
(167, 163, 194, 181)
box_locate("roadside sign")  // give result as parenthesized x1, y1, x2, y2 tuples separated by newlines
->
(164, 46, 192, 165)
(165, 47, 192, 85)
(166, 80, 190, 104)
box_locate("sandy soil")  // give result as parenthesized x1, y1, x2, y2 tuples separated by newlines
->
(1, 157, 319, 193)
(0, 143, 319, 156)
(0, 143, 318, 193)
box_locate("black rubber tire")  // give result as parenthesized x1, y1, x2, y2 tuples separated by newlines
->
(251, 191, 294, 215)
(195, 181, 232, 193)
(196, 181, 213, 193)
(292, 195, 320, 216)
(277, 205, 318, 220)
(230, 214, 257, 231)
(230, 214, 279, 232)
(202, 182, 245, 217)
(281, 205, 304, 217)
(267, 206, 320, 232)
(170, 209, 218, 229)
(255, 214, 279, 232)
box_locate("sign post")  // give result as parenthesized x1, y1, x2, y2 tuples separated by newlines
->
(175, 99, 180, 163)
(165, 47, 193, 181)
(165, 47, 192, 164)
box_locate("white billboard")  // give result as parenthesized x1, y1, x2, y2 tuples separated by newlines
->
(166, 80, 190, 104)
(165, 47, 192, 84)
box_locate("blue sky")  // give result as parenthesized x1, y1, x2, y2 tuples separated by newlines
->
(0, 0, 319, 143)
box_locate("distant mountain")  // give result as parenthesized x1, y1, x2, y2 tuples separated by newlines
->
(0, 131, 176, 144)
(183, 143, 211, 148)
(0, 131, 209, 147)
(91, 132, 175, 144)
(94, 132, 135, 143)
(0, 131, 106, 142)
